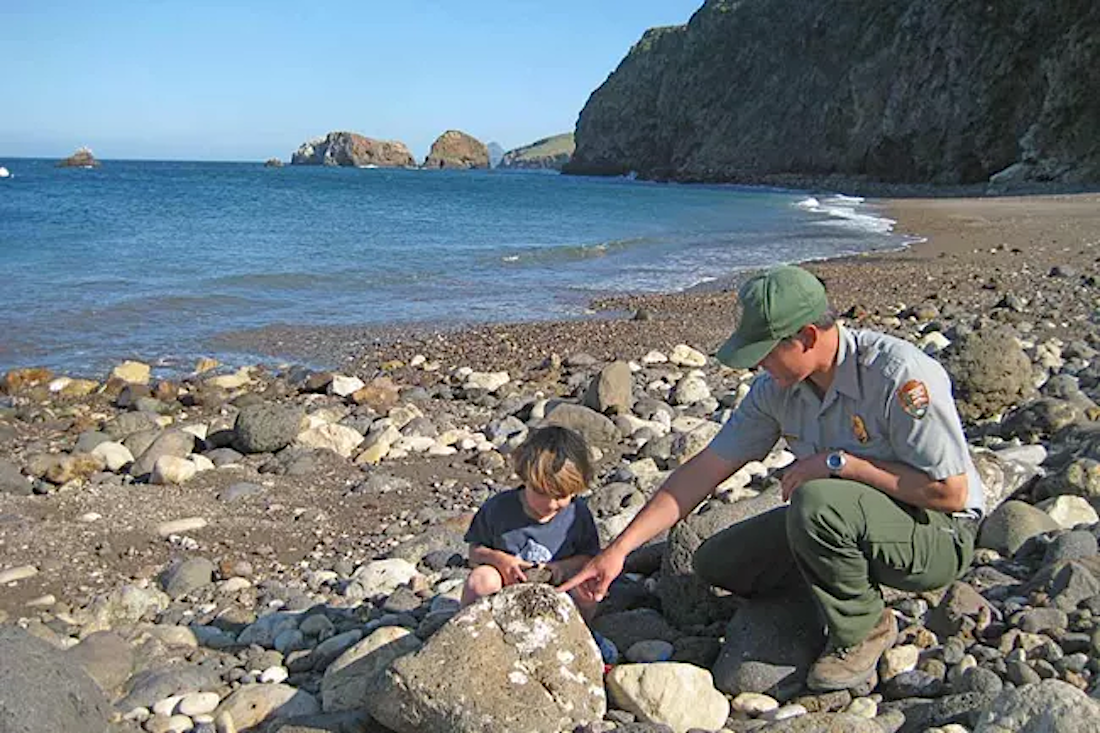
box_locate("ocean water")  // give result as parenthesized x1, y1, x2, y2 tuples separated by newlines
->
(0, 159, 906, 376)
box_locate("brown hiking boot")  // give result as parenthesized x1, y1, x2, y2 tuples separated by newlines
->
(806, 609, 898, 692)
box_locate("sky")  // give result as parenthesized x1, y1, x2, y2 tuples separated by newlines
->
(0, 0, 702, 162)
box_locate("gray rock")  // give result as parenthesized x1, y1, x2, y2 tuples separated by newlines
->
(882, 669, 944, 699)
(543, 402, 620, 450)
(754, 713, 881, 732)
(368, 584, 606, 733)
(1044, 531, 1099, 565)
(939, 328, 1036, 422)
(592, 608, 682, 653)
(712, 595, 824, 702)
(0, 626, 111, 733)
(66, 631, 134, 693)
(205, 447, 244, 466)
(116, 665, 223, 711)
(1037, 457, 1100, 500)
(878, 692, 995, 732)
(130, 429, 196, 477)
(927, 582, 998, 640)
(234, 404, 304, 454)
(103, 411, 161, 440)
(1001, 398, 1085, 442)
(978, 500, 1061, 556)
(584, 361, 634, 415)
(0, 458, 30, 495)
(1024, 559, 1100, 612)
(219, 482, 265, 502)
(658, 488, 784, 627)
(973, 679, 1100, 732)
(160, 557, 215, 598)
(74, 431, 112, 453)
(959, 666, 1003, 696)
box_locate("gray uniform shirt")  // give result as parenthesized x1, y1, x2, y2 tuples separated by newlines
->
(710, 326, 984, 514)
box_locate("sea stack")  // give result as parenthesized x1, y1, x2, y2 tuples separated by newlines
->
(56, 147, 101, 168)
(291, 132, 415, 168)
(423, 130, 490, 170)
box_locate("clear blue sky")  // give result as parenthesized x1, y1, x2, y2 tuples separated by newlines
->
(1, 1, 702, 162)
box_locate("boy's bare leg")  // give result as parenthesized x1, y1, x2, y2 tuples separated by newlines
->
(461, 565, 504, 607)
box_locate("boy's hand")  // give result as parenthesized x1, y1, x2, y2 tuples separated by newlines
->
(493, 554, 533, 585)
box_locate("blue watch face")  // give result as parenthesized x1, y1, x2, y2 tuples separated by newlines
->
(826, 453, 843, 470)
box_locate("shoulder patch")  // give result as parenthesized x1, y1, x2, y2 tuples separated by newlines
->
(897, 379, 930, 419)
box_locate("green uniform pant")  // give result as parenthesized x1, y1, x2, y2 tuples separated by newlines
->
(693, 479, 977, 647)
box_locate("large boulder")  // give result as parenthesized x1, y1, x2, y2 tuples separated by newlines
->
(57, 146, 101, 168)
(544, 402, 621, 450)
(367, 584, 606, 733)
(0, 625, 111, 733)
(938, 328, 1036, 421)
(565, 0, 1100, 187)
(712, 595, 825, 702)
(584, 361, 634, 415)
(657, 488, 785, 627)
(973, 679, 1100, 732)
(291, 131, 415, 167)
(214, 684, 320, 730)
(498, 133, 576, 171)
(423, 130, 490, 170)
(234, 404, 305, 454)
(977, 499, 1060, 556)
(66, 631, 134, 694)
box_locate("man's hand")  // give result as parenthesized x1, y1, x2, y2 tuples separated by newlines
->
(557, 550, 625, 603)
(780, 452, 831, 501)
(492, 554, 533, 585)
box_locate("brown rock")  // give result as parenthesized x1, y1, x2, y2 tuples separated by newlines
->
(291, 132, 415, 168)
(350, 377, 401, 411)
(2, 367, 53, 393)
(423, 130, 490, 170)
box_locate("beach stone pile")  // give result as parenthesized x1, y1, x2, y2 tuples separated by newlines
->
(6, 297, 1100, 731)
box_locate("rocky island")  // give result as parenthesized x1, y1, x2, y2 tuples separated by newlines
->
(422, 130, 490, 170)
(56, 147, 101, 168)
(565, 0, 1100, 188)
(290, 132, 415, 168)
(499, 133, 575, 171)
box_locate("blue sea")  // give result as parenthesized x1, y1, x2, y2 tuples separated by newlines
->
(0, 159, 907, 377)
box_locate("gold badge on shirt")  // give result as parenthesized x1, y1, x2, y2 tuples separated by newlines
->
(851, 415, 870, 444)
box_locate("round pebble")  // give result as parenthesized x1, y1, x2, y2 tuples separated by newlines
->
(731, 692, 779, 716)
(624, 639, 674, 663)
(152, 695, 184, 717)
(762, 703, 807, 721)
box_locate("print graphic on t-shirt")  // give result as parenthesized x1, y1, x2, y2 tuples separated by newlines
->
(519, 538, 554, 565)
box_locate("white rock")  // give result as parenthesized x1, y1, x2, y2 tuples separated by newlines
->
(606, 663, 729, 733)
(410, 354, 426, 367)
(641, 350, 668, 364)
(427, 444, 457, 456)
(80, 512, 102, 523)
(730, 692, 779, 716)
(180, 424, 209, 441)
(260, 666, 289, 684)
(672, 375, 711, 406)
(669, 345, 707, 368)
(879, 644, 920, 681)
(763, 703, 807, 721)
(178, 691, 220, 717)
(330, 374, 365, 397)
(164, 714, 194, 732)
(388, 404, 423, 429)
(0, 565, 39, 584)
(919, 331, 951, 354)
(464, 371, 510, 392)
(349, 558, 420, 598)
(157, 517, 207, 537)
(1038, 495, 1100, 529)
(190, 454, 215, 473)
(219, 577, 252, 594)
(151, 455, 198, 485)
(153, 694, 185, 716)
(91, 440, 134, 471)
(394, 435, 435, 452)
(206, 368, 252, 390)
(295, 424, 364, 458)
(111, 360, 151, 385)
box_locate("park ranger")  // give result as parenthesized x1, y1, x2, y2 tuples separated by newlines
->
(561, 264, 984, 691)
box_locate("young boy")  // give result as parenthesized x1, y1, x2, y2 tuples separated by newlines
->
(461, 425, 601, 617)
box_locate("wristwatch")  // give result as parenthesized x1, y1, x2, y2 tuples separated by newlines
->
(825, 450, 847, 477)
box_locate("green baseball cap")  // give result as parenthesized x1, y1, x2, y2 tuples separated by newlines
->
(716, 265, 828, 368)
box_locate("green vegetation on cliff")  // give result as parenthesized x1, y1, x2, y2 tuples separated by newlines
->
(499, 134, 575, 170)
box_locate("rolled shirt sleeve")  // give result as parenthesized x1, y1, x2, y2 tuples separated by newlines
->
(708, 374, 782, 465)
(883, 358, 971, 481)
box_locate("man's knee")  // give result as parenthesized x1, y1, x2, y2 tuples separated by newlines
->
(788, 479, 834, 534)
(788, 479, 870, 546)
(693, 535, 724, 587)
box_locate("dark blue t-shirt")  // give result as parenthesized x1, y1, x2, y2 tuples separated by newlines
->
(464, 488, 600, 564)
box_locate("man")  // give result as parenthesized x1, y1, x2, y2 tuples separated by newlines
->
(560, 265, 983, 691)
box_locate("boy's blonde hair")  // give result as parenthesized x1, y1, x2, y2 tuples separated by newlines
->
(512, 426, 593, 499)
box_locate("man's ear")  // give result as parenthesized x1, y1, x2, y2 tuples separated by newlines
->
(797, 324, 818, 350)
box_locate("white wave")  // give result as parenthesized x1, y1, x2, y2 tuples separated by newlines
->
(792, 195, 895, 235)
(0, 167, 10, 179)
(501, 255, 520, 262)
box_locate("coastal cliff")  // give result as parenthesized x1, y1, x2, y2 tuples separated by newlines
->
(56, 147, 100, 168)
(423, 130, 490, 170)
(566, 0, 1100, 186)
(291, 132, 415, 168)
(499, 133, 575, 171)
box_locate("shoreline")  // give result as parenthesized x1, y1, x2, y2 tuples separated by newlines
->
(205, 192, 1100, 379)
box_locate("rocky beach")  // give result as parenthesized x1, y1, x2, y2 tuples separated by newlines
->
(4, 192, 1100, 733)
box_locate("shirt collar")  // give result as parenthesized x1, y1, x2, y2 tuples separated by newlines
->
(794, 324, 860, 406)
